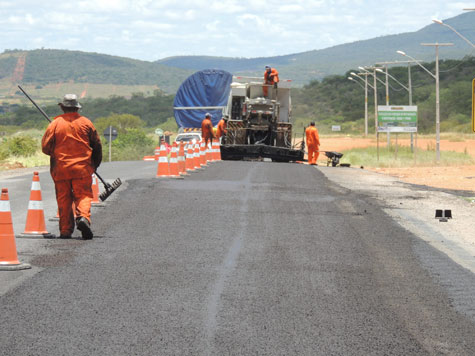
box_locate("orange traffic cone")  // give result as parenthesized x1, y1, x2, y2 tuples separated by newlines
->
(20, 172, 53, 238)
(213, 141, 221, 161)
(91, 174, 105, 206)
(0, 188, 31, 270)
(216, 141, 222, 161)
(178, 141, 188, 176)
(156, 143, 170, 178)
(200, 141, 207, 167)
(193, 142, 202, 170)
(154, 146, 160, 160)
(185, 142, 196, 173)
(205, 141, 213, 163)
(49, 202, 77, 221)
(168, 143, 183, 179)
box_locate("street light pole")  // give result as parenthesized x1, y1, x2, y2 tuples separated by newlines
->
(432, 19, 475, 48)
(349, 73, 374, 136)
(397, 43, 453, 162)
(365, 74, 368, 136)
(408, 62, 414, 151)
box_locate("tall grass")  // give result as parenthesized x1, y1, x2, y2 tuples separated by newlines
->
(341, 146, 474, 168)
(3, 151, 50, 169)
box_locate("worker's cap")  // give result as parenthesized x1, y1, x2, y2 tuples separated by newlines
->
(310, 121, 315, 126)
(58, 94, 81, 108)
(265, 65, 271, 69)
(205, 112, 211, 118)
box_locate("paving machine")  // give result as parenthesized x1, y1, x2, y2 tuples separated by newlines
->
(220, 77, 304, 162)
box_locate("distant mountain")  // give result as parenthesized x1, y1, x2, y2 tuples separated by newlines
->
(0, 49, 192, 94)
(157, 11, 475, 85)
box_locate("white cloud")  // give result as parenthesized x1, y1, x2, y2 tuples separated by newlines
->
(0, 0, 470, 61)
(131, 20, 174, 31)
(209, 0, 245, 13)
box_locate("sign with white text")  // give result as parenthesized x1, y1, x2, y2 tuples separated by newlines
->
(377, 106, 417, 133)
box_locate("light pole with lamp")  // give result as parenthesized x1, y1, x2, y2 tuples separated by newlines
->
(348, 74, 375, 136)
(432, 19, 475, 48)
(397, 43, 453, 162)
(358, 66, 386, 137)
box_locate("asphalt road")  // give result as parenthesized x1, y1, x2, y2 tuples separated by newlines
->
(1, 161, 475, 355)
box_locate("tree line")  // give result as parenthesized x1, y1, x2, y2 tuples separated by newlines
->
(1, 56, 473, 135)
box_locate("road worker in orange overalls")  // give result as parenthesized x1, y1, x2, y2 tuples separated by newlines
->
(263, 65, 279, 97)
(305, 121, 320, 165)
(216, 116, 228, 143)
(201, 113, 215, 147)
(42, 94, 102, 239)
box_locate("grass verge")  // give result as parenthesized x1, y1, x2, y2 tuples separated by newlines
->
(340, 146, 474, 168)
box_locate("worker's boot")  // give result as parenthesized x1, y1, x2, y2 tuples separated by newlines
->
(76, 217, 93, 240)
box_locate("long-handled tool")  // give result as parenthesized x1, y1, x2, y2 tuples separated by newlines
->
(18, 85, 122, 201)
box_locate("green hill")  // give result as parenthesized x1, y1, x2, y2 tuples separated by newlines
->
(291, 56, 475, 134)
(157, 11, 475, 85)
(0, 49, 193, 101)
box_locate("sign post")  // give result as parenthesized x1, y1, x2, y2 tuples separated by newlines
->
(103, 126, 118, 162)
(155, 128, 164, 144)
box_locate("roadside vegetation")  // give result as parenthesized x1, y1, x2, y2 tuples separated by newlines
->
(0, 56, 473, 167)
(340, 145, 474, 168)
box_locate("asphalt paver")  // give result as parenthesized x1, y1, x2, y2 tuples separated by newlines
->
(1, 161, 475, 355)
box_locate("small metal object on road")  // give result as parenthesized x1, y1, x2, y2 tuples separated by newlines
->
(435, 209, 452, 222)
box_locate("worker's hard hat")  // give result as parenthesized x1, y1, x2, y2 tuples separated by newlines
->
(205, 113, 211, 118)
(58, 94, 81, 108)
(265, 65, 271, 70)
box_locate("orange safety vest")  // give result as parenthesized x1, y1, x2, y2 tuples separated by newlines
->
(201, 118, 214, 140)
(42, 112, 102, 181)
(264, 68, 279, 85)
(305, 126, 320, 148)
(216, 119, 227, 138)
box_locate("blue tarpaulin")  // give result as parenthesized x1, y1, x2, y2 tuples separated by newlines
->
(174, 69, 233, 128)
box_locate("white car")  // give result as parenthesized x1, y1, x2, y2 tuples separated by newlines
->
(175, 132, 202, 144)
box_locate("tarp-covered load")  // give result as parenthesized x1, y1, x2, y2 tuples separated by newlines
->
(173, 69, 233, 128)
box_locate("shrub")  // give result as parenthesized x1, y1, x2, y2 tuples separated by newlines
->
(8, 136, 38, 157)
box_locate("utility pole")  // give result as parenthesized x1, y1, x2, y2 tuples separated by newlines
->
(421, 43, 453, 161)
(349, 72, 374, 136)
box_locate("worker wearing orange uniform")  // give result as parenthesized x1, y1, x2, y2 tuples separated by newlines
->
(216, 116, 228, 143)
(201, 113, 215, 147)
(305, 121, 320, 165)
(263, 65, 279, 97)
(42, 94, 102, 239)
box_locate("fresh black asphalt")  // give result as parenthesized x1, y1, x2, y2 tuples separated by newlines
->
(1, 161, 475, 355)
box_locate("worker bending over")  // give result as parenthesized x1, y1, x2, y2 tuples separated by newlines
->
(263, 65, 279, 97)
(305, 121, 320, 165)
(216, 116, 228, 143)
(42, 94, 102, 239)
(201, 112, 215, 147)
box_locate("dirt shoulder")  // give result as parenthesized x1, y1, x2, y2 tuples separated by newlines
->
(318, 136, 475, 193)
(319, 165, 475, 276)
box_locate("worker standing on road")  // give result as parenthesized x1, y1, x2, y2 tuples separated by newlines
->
(305, 121, 320, 165)
(41, 94, 102, 240)
(201, 112, 215, 147)
(263, 65, 279, 97)
(216, 116, 228, 144)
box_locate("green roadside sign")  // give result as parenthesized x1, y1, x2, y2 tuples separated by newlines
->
(377, 106, 417, 133)
(472, 79, 474, 133)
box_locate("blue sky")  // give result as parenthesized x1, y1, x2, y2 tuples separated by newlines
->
(0, 0, 472, 61)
